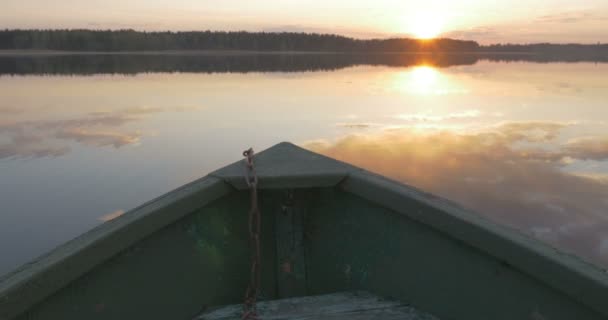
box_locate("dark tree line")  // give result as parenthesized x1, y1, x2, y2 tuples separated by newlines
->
(0, 29, 480, 52)
(1, 29, 606, 56)
(481, 43, 608, 53)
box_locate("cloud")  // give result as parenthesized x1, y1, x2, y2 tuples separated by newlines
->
(537, 82, 583, 95)
(0, 105, 175, 159)
(305, 122, 608, 268)
(0, 131, 70, 159)
(443, 26, 502, 43)
(122, 106, 165, 115)
(0, 104, 206, 158)
(335, 123, 377, 129)
(395, 110, 481, 122)
(564, 137, 608, 161)
(261, 24, 389, 39)
(445, 10, 608, 44)
(87, 21, 163, 30)
(495, 121, 566, 142)
(55, 128, 140, 148)
(536, 11, 608, 24)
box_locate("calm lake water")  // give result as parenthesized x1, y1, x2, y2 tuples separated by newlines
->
(1, 54, 608, 276)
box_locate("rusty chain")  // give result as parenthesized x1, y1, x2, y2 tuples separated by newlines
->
(242, 148, 261, 320)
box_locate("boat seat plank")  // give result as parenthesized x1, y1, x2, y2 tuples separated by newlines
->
(195, 291, 439, 320)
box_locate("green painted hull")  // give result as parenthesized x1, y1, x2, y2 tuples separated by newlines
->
(1, 142, 607, 320)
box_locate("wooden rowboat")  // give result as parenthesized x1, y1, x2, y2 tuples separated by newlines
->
(1, 142, 607, 320)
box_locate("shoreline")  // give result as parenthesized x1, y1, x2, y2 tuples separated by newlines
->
(0, 50, 539, 57)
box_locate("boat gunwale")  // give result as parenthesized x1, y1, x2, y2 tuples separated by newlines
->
(211, 142, 608, 316)
(1, 142, 607, 319)
(341, 169, 608, 317)
(0, 175, 233, 320)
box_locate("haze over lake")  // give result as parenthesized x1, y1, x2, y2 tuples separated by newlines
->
(1, 53, 608, 276)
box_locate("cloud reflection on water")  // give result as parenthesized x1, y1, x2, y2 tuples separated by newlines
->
(0, 106, 198, 159)
(306, 122, 608, 268)
(0, 112, 140, 159)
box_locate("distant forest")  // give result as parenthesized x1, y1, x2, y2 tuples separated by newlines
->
(0, 29, 606, 54)
(0, 29, 478, 52)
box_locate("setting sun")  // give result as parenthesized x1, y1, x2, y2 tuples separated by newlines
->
(409, 12, 444, 39)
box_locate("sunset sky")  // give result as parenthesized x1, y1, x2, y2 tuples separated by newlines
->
(2, 0, 608, 43)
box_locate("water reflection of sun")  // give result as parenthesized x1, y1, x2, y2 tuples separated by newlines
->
(410, 66, 438, 93)
(391, 65, 465, 96)
(392, 65, 438, 95)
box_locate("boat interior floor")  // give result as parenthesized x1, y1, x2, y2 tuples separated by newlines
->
(195, 291, 440, 320)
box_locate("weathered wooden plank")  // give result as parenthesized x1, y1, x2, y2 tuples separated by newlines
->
(195, 291, 439, 320)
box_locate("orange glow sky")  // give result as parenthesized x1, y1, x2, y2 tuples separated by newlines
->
(2, 0, 608, 43)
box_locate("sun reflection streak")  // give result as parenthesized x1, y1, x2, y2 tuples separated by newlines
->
(391, 65, 467, 96)
(410, 66, 438, 94)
